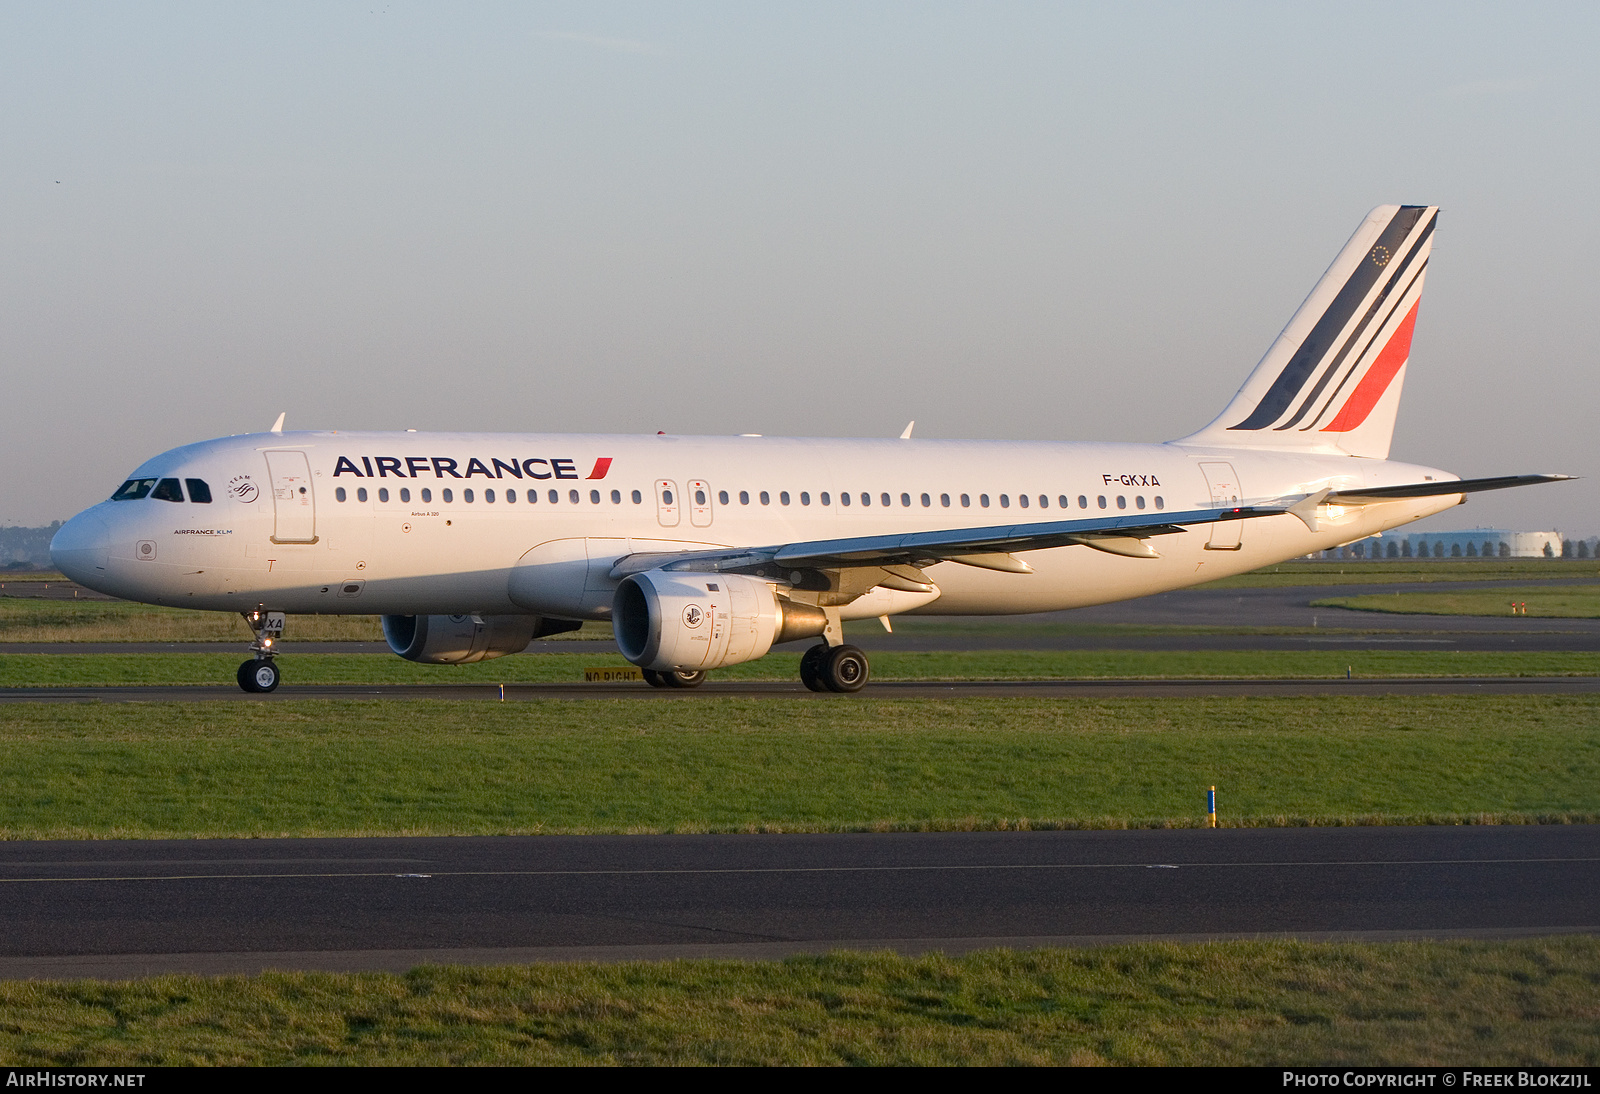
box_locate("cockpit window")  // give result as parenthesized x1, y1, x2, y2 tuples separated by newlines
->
(151, 478, 184, 502)
(185, 479, 213, 503)
(111, 479, 157, 501)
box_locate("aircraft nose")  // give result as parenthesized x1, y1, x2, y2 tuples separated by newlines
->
(50, 511, 112, 586)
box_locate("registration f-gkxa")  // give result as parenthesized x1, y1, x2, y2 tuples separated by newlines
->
(52, 205, 1569, 692)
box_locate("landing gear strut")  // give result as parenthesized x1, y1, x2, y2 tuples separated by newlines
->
(800, 643, 870, 693)
(238, 609, 285, 693)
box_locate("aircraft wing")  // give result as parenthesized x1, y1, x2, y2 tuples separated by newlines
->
(609, 503, 1290, 578)
(607, 472, 1574, 578)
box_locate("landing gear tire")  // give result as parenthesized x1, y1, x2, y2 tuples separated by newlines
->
(238, 659, 280, 693)
(663, 669, 706, 688)
(642, 668, 668, 688)
(821, 644, 869, 693)
(799, 644, 829, 692)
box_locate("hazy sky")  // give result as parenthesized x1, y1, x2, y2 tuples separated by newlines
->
(3, 2, 1596, 532)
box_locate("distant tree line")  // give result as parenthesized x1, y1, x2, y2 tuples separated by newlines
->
(0, 523, 63, 570)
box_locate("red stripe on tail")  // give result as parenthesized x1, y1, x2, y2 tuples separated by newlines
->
(1321, 300, 1420, 433)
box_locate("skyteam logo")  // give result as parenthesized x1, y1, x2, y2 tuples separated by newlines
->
(332, 456, 613, 480)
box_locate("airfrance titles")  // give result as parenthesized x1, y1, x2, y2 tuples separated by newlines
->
(332, 456, 612, 481)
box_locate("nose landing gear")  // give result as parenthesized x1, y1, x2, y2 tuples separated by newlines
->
(238, 609, 285, 693)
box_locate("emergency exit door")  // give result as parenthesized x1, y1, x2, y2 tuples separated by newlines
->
(266, 450, 318, 543)
(1199, 461, 1242, 550)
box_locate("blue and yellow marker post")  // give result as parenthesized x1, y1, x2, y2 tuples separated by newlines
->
(1206, 786, 1217, 828)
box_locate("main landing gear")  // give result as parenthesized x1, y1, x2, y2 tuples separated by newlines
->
(643, 668, 707, 689)
(799, 643, 870, 693)
(238, 609, 285, 693)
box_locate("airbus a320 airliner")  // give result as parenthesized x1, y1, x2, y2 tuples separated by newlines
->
(51, 205, 1569, 692)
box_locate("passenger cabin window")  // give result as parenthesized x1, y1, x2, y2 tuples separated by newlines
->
(486, 489, 495, 503)
(611, 490, 621, 504)
(801, 492, 812, 505)
(1097, 495, 1107, 509)
(1001, 494, 1011, 508)
(379, 488, 390, 503)
(1059, 495, 1069, 508)
(939, 494, 949, 507)
(358, 487, 369, 502)
(718, 490, 729, 505)
(569, 489, 580, 504)
(1079, 495, 1088, 508)
(881, 493, 891, 507)
(739, 491, 749, 505)
(980, 494, 990, 508)
(840, 492, 851, 506)
(1038, 495, 1047, 509)
(185, 479, 212, 503)
(506, 489, 516, 504)
(1117, 496, 1126, 509)
(860, 493, 870, 506)
(528, 489, 539, 503)
(1018, 495, 1027, 508)
(1154, 496, 1165, 510)
(820, 492, 831, 506)
(660, 489, 672, 505)
(632, 490, 643, 504)
(336, 487, 347, 502)
(441, 488, 452, 503)
(590, 490, 600, 504)
(921, 493, 930, 507)
(760, 491, 770, 505)
(463, 489, 474, 503)
(421, 488, 432, 503)
(1136, 496, 1146, 510)
(400, 488, 411, 503)
(780, 491, 790, 505)
(151, 478, 184, 502)
(960, 494, 970, 507)
(902, 493, 912, 507)
(111, 479, 158, 501)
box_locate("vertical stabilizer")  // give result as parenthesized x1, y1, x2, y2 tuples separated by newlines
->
(1173, 204, 1438, 459)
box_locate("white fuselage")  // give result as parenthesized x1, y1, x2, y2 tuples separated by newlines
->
(51, 430, 1460, 620)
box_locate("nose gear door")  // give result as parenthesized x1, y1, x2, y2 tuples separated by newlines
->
(265, 450, 318, 543)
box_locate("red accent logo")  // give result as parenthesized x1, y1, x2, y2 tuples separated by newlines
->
(586, 457, 613, 480)
(1322, 300, 1420, 433)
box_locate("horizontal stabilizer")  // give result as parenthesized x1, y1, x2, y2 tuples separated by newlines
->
(1328, 474, 1573, 503)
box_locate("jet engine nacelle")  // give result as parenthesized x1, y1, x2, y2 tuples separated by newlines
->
(381, 613, 572, 664)
(613, 571, 828, 672)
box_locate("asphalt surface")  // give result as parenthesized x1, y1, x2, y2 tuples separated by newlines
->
(4, 676, 1599, 703)
(1, 826, 1592, 979)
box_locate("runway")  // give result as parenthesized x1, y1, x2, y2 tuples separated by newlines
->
(0, 825, 1592, 980)
(4, 675, 1599, 703)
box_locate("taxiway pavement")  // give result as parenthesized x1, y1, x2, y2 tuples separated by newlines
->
(0, 825, 1591, 979)
(3, 676, 1599, 703)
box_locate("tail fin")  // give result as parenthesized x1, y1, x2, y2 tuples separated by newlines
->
(1174, 204, 1438, 459)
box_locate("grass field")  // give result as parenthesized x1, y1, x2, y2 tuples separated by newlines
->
(2, 939, 1596, 1065)
(1315, 586, 1600, 619)
(0, 696, 1595, 839)
(3, 649, 1598, 687)
(1198, 559, 1600, 588)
